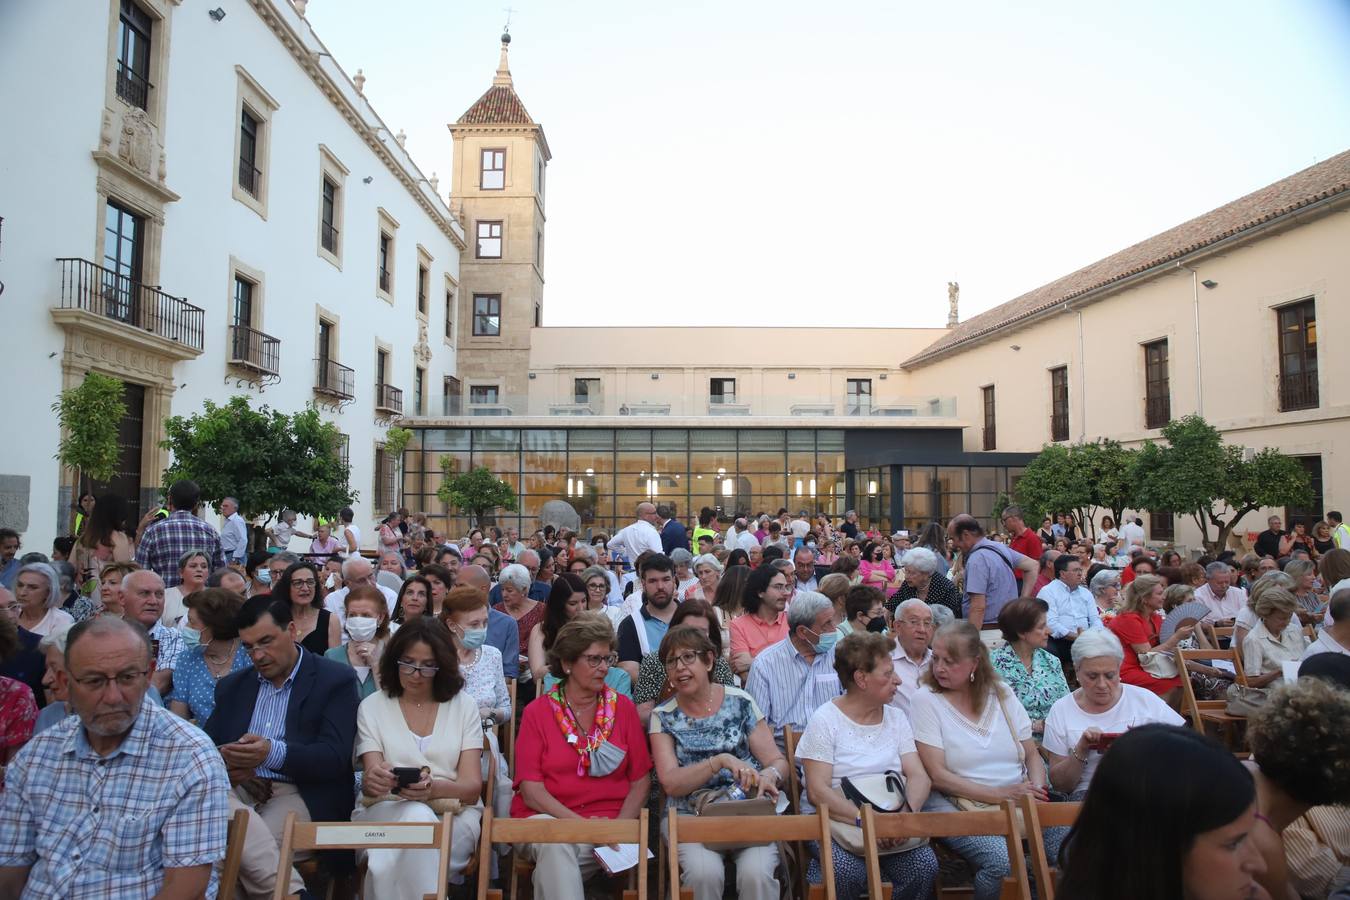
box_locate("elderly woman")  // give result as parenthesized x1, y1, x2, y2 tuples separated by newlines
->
(494, 563, 544, 676)
(634, 599, 735, 722)
(836, 585, 887, 639)
(911, 621, 1057, 900)
(1087, 568, 1121, 625)
(511, 616, 652, 900)
(1241, 586, 1309, 688)
(325, 585, 394, 699)
(309, 523, 340, 557)
(1042, 628, 1184, 799)
(990, 598, 1069, 736)
(161, 549, 210, 627)
(1107, 574, 1194, 704)
(267, 509, 307, 552)
(1163, 584, 1234, 700)
(377, 551, 406, 580)
(13, 563, 73, 637)
(392, 574, 433, 623)
(377, 512, 403, 557)
(168, 587, 250, 722)
(888, 547, 961, 619)
(685, 553, 722, 602)
(799, 632, 939, 900)
(1283, 559, 1323, 624)
(354, 618, 483, 898)
(579, 564, 625, 629)
(729, 564, 791, 677)
(274, 560, 341, 653)
(650, 625, 788, 900)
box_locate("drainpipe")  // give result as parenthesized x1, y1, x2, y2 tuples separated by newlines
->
(1061, 302, 1088, 441)
(1176, 263, 1204, 417)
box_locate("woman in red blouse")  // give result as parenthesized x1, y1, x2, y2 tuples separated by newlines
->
(1107, 574, 1194, 706)
(512, 614, 652, 900)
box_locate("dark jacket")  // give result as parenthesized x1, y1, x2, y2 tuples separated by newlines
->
(205, 648, 360, 868)
(661, 519, 689, 555)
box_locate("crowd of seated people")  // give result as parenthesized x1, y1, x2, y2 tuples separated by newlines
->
(2, 490, 1349, 899)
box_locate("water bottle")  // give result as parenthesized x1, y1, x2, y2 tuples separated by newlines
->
(720, 768, 748, 800)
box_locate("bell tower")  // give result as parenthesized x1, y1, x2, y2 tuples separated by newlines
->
(449, 32, 550, 410)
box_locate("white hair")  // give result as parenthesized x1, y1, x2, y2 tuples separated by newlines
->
(1088, 568, 1120, 597)
(1071, 627, 1125, 667)
(498, 563, 532, 593)
(895, 597, 932, 620)
(787, 591, 833, 629)
(16, 563, 61, 609)
(342, 555, 373, 577)
(900, 546, 939, 575)
(571, 544, 597, 564)
(693, 553, 723, 574)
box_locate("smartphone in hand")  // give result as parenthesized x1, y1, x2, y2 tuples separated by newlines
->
(390, 767, 422, 794)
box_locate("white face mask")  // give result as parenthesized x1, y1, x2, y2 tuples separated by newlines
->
(344, 615, 378, 642)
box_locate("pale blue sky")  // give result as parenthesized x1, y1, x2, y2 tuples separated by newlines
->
(307, 0, 1350, 328)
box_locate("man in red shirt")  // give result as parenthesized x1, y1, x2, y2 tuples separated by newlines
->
(1001, 506, 1044, 585)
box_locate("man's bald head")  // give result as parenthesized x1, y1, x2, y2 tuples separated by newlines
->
(458, 564, 491, 596)
(946, 513, 977, 540)
(637, 502, 659, 524)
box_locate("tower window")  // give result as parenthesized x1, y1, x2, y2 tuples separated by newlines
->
(476, 221, 502, 259)
(481, 148, 505, 190)
(473, 294, 501, 336)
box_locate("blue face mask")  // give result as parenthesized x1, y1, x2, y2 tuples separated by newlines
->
(257, 567, 272, 586)
(460, 627, 488, 650)
(180, 625, 202, 648)
(806, 627, 838, 655)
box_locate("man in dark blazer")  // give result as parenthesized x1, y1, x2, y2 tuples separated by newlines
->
(205, 595, 360, 873)
(658, 503, 689, 556)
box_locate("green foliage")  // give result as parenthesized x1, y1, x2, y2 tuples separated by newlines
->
(992, 492, 1012, 526)
(161, 397, 354, 523)
(52, 372, 127, 483)
(383, 427, 412, 458)
(1014, 440, 1138, 539)
(437, 462, 518, 525)
(1135, 415, 1312, 552)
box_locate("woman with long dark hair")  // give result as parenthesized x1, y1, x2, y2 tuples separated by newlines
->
(274, 560, 340, 653)
(1057, 724, 1266, 899)
(72, 493, 133, 582)
(527, 573, 587, 680)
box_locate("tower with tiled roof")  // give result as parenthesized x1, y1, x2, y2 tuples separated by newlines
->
(449, 31, 551, 408)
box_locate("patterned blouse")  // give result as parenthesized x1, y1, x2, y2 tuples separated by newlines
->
(0, 676, 39, 762)
(649, 686, 765, 814)
(168, 643, 251, 723)
(990, 643, 1069, 727)
(887, 573, 962, 618)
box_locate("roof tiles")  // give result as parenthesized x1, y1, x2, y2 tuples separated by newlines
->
(457, 85, 535, 126)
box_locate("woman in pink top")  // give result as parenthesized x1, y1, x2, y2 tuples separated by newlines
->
(858, 541, 903, 598)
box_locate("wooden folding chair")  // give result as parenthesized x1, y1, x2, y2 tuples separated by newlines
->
(462, 734, 497, 885)
(1017, 797, 1081, 900)
(861, 802, 1031, 900)
(219, 807, 250, 900)
(503, 678, 519, 772)
(1175, 645, 1248, 748)
(272, 809, 457, 900)
(475, 806, 650, 900)
(781, 725, 814, 896)
(665, 807, 835, 900)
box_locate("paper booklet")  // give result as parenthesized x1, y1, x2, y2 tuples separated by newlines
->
(593, 843, 654, 875)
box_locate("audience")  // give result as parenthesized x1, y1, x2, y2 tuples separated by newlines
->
(1241, 586, 1309, 687)
(492, 563, 545, 682)
(1108, 574, 1193, 704)
(167, 586, 249, 721)
(13, 563, 73, 637)
(1304, 587, 1350, 659)
(161, 548, 210, 627)
(1037, 553, 1101, 664)
(633, 598, 734, 722)
(836, 584, 887, 638)
(121, 569, 183, 696)
(889, 546, 961, 619)
(615, 554, 679, 683)
(729, 564, 791, 676)
(274, 560, 342, 653)
(745, 591, 842, 748)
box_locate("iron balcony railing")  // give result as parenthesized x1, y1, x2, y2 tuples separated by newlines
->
(1144, 394, 1171, 429)
(228, 324, 280, 375)
(321, 221, 339, 253)
(1050, 412, 1070, 443)
(57, 258, 204, 351)
(376, 383, 404, 415)
(1279, 370, 1319, 412)
(314, 357, 355, 400)
(982, 425, 997, 451)
(238, 158, 261, 197)
(115, 62, 151, 110)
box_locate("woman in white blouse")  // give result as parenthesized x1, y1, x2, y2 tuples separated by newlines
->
(354, 618, 484, 899)
(1041, 629, 1183, 800)
(13, 563, 73, 637)
(1242, 586, 1309, 686)
(799, 632, 938, 899)
(910, 621, 1059, 900)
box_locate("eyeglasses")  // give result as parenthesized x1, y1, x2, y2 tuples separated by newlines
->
(587, 582, 608, 592)
(396, 660, 440, 678)
(2, 603, 20, 614)
(290, 577, 317, 587)
(578, 652, 618, 669)
(73, 670, 149, 691)
(663, 651, 703, 671)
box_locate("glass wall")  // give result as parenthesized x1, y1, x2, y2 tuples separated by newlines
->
(404, 428, 847, 539)
(898, 464, 1025, 535)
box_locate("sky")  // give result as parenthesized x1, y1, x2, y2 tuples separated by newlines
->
(307, 0, 1350, 328)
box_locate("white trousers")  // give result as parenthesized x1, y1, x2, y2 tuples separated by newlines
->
(351, 799, 482, 900)
(517, 814, 606, 900)
(665, 817, 778, 900)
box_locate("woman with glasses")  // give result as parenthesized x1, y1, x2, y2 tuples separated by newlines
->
(353, 618, 483, 898)
(512, 615, 652, 900)
(650, 625, 788, 900)
(274, 561, 340, 654)
(633, 599, 735, 723)
(579, 564, 624, 629)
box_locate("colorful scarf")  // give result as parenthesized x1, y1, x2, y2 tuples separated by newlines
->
(548, 682, 618, 776)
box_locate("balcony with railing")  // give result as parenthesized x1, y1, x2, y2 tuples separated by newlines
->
(982, 425, 997, 451)
(1279, 370, 1318, 412)
(1144, 394, 1171, 429)
(228, 324, 280, 376)
(376, 383, 404, 415)
(314, 357, 355, 400)
(238, 158, 261, 198)
(53, 258, 204, 355)
(116, 62, 151, 110)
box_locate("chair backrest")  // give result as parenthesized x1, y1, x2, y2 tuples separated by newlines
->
(274, 809, 455, 900)
(1018, 796, 1081, 900)
(1175, 645, 1248, 734)
(666, 807, 835, 900)
(476, 806, 649, 900)
(219, 807, 249, 900)
(861, 802, 1031, 900)
(504, 678, 519, 771)
(782, 725, 802, 813)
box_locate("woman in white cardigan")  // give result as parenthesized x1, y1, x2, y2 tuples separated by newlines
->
(353, 618, 484, 899)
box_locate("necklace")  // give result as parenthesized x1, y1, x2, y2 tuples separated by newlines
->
(204, 639, 238, 672)
(680, 684, 717, 718)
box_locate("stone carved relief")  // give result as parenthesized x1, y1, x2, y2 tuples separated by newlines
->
(414, 321, 433, 365)
(101, 110, 115, 149)
(117, 108, 156, 177)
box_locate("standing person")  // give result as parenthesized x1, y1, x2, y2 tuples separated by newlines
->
(615, 554, 679, 683)
(1311, 520, 1337, 557)
(692, 508, 719, 556)
(1118, 516, 1146, 553)
(0, 529, 21, 590)
(71, 493, 133, 583)
(658, 503, 689, 556)
(1001, 506, 1043, 587)
(839, 510, 860, 540)
(70, 492, 96, 537)
(267, 510, 308, 552)
(1330, 511, 1350, 549)
(0, 616, 230, 899)
(135, 480, 226, 586)
(377, 513, 403, 557)
(219, 497, 249, 566)
(608, 502, 664, 566)
(949, 516, 1036, 627)
(338, 506, 361, 558)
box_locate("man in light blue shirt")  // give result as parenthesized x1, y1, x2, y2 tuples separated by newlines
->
(1037, 554, 1102, 664)
(219, 497, 249, 565)
(745, 591, 842, 751)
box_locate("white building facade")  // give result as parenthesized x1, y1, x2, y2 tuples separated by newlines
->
(0, 0, 463, 547)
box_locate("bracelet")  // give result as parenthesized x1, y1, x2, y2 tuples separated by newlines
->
(1070, 748, 1088, 763)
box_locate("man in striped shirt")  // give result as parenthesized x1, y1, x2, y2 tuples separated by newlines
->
(745, 591, 843, 751)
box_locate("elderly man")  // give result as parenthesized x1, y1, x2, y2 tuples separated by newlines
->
(219, 496, 249, 565)
(1253, 515, 1286, 560)
(205, 596, 360, 877)
(134, 479, 226, 586)
(0, 617, 229, 899)
(504, 528, 527, 560)
(1038, 554, 1102, 664)
(889, 598, 935, 716)
(436, 544, 463, 581)
(793, 546, 819, 593)
(324, 556, 399, 626)
(950, 515, 1036, 626)
(839, 510, 860, 540)
(607, 502, 664, 565)
(1195, 562, 1249, 624)
(615, 554, 679, 682)
(121, 569, 183, 696)
(745, 591, 842, 749)
(457, 564, 521, 679)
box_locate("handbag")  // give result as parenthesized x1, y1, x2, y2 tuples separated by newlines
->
(1224, 683, 1269, 716)
(1138, 650, 1179, 679)
(687, 785, 777, 849)
(829, 771, 926, 856)
(949, 692, 1029, 827)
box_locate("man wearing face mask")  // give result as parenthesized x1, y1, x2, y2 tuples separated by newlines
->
(745, 591, 843, 750)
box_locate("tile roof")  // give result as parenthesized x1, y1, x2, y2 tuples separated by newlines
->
(903, 149, 1350, 367)
(457, 85, 535, 126)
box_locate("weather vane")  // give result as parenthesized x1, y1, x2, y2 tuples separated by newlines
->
(503, 6, 515, 33)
